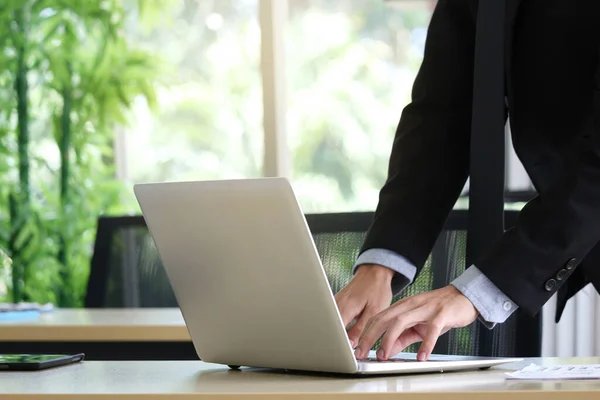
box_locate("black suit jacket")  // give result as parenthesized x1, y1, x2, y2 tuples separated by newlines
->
(361, 0, 600, 322)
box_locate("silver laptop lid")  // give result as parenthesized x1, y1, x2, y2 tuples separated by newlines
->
(134, 177, 359, 374)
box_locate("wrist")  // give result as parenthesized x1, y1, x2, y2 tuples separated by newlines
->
(446, 285, 479, 317)
(355, 264, 395, 284)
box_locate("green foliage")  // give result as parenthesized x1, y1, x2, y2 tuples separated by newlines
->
(286, 0, 432, 212)
(120, 0, 263, 186)
(0, 0, 434, 305)
(0, 0, 166, 305)
(120, 0, 432, 214)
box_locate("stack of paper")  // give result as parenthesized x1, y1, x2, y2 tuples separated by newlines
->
(506, 363, 600, 380)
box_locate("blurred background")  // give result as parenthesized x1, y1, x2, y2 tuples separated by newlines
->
(0, 0, 596, 359)
(0, 0, 446, 306)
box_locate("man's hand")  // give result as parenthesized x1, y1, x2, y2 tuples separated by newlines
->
(334, 264, 394, 348)
(354, 285, 479, 361)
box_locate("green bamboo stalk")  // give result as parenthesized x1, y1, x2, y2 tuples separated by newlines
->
(8, 193, 21, 302)
(15, 7, 30, 206)
(57, 61, 73, 307)
(11, 4, 31, 304)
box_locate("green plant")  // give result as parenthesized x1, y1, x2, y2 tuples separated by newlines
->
(0, 0, 167, 305)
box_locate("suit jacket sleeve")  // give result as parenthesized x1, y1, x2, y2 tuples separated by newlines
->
(360, 0, 476, 274)
(476, 104, 600, 315)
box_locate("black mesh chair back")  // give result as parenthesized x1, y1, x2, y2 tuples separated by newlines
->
(85, 216, 176, 308)
(85, 211, 541, 357)
(306, 210, 541, 358)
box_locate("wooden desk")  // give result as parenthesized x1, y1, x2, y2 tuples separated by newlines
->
(0, 308, 196, 360)
(0, 308, 189, 342)
(1, 358, 599, 399)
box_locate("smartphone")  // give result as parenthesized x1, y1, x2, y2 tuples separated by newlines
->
(0, 353, 85, 371)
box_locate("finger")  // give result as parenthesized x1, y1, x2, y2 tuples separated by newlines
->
(385, 329, 424, 359)
(356, 299, 415, 359)
(334, 293, 361, 330)
(377, 308, 425, 360)
(355, 312, 392, 359)
(346, 305, 378, 348)
(416, 319, 445, 361)
(359, 300, 393, 339)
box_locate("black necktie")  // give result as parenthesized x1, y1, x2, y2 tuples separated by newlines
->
(466, 0, 506, 268)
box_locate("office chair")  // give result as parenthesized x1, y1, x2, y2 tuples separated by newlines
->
(85, 215, 177, 308)
(85, 211, 541, 357)
(307, 210, 541, 358)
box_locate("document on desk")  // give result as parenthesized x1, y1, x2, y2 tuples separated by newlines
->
(506, 363, 600, 380)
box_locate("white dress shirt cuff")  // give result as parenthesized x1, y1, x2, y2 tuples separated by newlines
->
(353, 248, 417, 295)
(451, 265, 519, 329)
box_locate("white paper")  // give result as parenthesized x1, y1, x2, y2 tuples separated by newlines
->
(505, 363, 600, 380)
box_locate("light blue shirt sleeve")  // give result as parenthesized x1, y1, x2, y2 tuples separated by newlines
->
(353, 248, 518, 329)
(450, 265, 518, 329)
(353, 248, 417, 295)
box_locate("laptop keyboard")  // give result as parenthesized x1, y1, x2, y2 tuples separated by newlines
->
(363, 357, 420, 363)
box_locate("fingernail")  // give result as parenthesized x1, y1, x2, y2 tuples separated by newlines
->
(417, 352, 427, 361)
(354, 348, 361, 359)
(350, 339, 355, 348)
(376, 348, 384, 359)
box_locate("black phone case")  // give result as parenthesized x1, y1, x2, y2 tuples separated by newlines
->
(0, 353, 85, 371)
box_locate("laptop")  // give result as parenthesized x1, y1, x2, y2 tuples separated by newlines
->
(133, 177, 522, 375)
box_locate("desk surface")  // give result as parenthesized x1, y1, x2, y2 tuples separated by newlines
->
(0, 308, 190, 342)
(1, 358, 599, 399)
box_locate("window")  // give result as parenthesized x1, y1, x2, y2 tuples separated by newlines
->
(118, 0, 531, 212)
(121, 0, 262, 185)
(286, 0, 434, 212)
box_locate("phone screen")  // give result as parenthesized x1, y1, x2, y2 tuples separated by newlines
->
(0, 354, 71, 363)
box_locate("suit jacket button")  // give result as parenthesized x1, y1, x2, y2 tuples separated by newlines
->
(556, 269, 568, 281)
(566, 258, 577, 270)
(545, 279, 557, 291)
